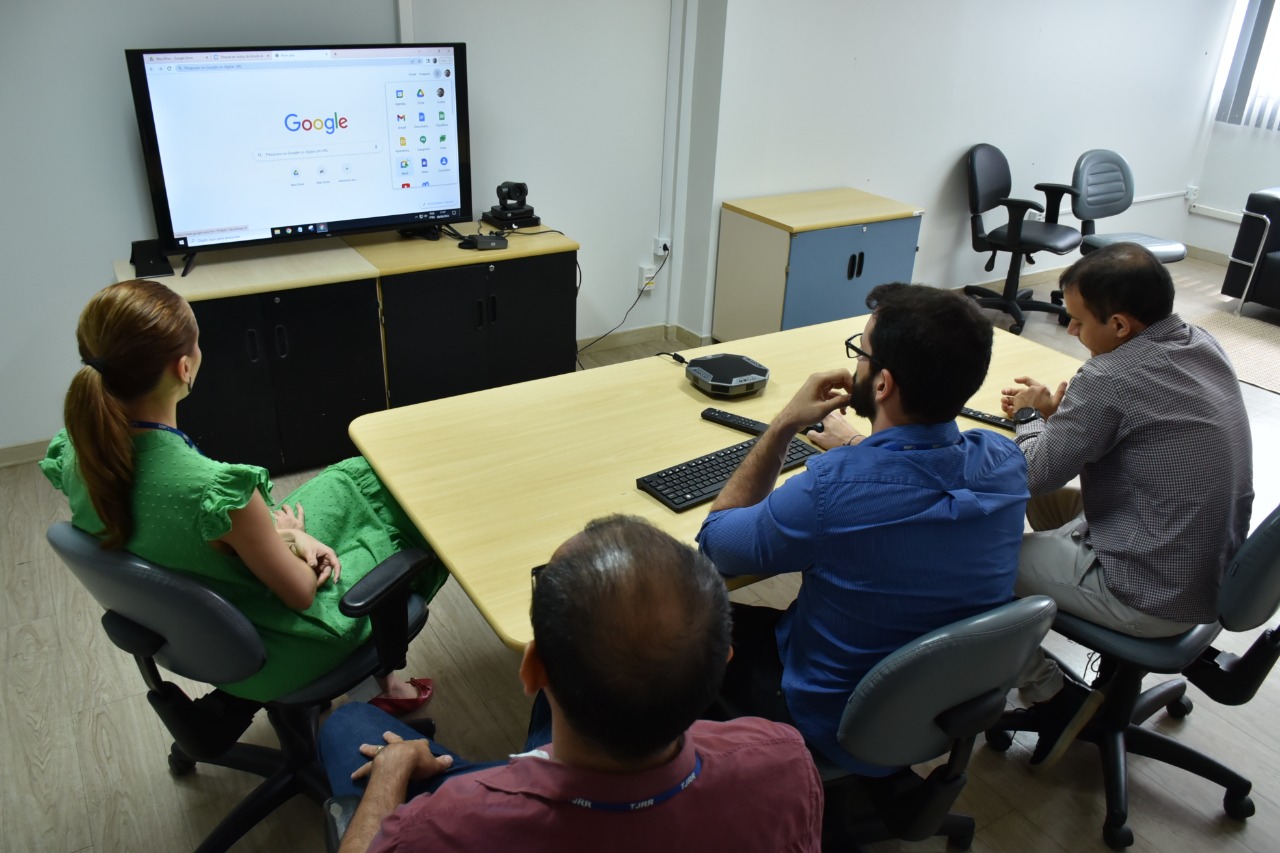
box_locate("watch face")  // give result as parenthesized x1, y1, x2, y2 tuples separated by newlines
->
(1014, 407, 1039, 424)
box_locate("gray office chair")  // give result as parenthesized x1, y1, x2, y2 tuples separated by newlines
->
(986, 500, 1280, 849)
(964, 143, 1081, 334)
(1072, 149, 1187, 263)
(46, 521, 434, 853)
(820, 595, 1056, 850)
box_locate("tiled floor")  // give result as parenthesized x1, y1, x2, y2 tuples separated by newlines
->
(2, 256, 1277, 852)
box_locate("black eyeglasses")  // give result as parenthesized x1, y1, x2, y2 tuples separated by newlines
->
(844, 332, 884, 370)
(530, 563, 547, 594)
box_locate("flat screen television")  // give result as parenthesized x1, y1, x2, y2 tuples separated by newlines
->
(125, 43, 471, 257)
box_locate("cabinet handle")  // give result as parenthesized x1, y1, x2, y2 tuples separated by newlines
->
(488, 294, 498, 324)
(245, 328, 260, 363)
(274, 324, 289, 359)
(474, 299, 485, 329)
(856, 251, 865, 279)
(847, 253, 857, 281)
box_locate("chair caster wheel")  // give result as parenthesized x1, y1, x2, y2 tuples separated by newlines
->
(1103, 823, 1134, 849)
(1009, 324, 1024, 335)
(948, 830, 974, 849)
(984, 728, 1013, 752)
(1166, 696, 1193, 719)
(169, 754, 197, 776)
(1050, 290, 1063, 305)
(1057, 312, 1070, 326)
(1224, 792, 1255, 821)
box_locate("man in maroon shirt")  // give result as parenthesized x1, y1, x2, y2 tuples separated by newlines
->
(320, 515, 823, 852)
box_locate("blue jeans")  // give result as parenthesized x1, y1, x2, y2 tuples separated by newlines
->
(318, 691, 555, 799)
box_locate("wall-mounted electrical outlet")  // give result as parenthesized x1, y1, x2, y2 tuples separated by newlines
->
(1186, 184, 1200, 201)
(638, 264, 657, 292)
(653, 237, 670, 256)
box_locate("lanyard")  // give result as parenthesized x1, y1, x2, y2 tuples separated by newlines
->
(130, 421, 203, 454)
(564, 753, 702, 812)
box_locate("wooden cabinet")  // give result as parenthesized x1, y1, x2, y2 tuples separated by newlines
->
(115, 230, 579, 474)
(184, 279, 385, 472)
(712, 188, 923, 341)
(380, 252, 577, 407)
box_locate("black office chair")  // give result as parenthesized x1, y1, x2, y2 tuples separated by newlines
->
(1222, 186, 1280, 313)
(1072, 149, 1187, 263)
(964, 143, 1081, 334)
(46, 521, 435, 853)
(819, 595, 1056, 850)
(986, 501, 1280, 849)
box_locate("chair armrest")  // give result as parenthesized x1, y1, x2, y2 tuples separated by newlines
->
(997, 197, 1044, 246)
(340, 548, 432, 617)
(340, 548, 434, 674)
(323, 795, 362, 853)
(1034, 182, 1079, 225)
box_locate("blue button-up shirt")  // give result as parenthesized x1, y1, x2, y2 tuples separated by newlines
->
(697, 421, 1029, 774)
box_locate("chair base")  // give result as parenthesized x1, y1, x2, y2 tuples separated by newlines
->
(963, 284, 1066, 335)
(821, 769, 975, 851)
(986, 665, 1254, 850)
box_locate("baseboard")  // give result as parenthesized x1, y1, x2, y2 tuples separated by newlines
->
(0, 438, 49, 468)
(576, 323, 706, 353)
(962, 265, 1065, 295)
(1186, 245, 1230, 266)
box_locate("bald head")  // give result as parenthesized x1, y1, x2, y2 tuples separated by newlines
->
(530, 516, 731, 763)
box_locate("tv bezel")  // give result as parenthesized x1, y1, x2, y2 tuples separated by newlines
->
(124, 43, 472, 256)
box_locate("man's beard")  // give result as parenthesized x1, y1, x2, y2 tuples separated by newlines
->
(849, 371, 877, 421)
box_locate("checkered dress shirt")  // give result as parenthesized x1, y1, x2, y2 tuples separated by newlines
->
(1015, 314, 1254, 623)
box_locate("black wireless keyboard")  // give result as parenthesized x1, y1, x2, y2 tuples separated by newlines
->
(636, 435, 820, 512)
(959, 406, 1015, 432)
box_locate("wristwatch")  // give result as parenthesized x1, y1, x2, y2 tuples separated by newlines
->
(1013, 406, 1041, 425)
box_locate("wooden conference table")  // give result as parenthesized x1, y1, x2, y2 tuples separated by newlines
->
(350, 316, 1084, 651)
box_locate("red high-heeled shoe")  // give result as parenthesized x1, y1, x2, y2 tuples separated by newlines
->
(368, 677, 434, 717)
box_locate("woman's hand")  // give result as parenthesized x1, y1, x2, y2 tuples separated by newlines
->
(279, 529, 342, 584)
(273, 502, 306, 532)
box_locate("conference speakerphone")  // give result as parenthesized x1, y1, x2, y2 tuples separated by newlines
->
(685, 353, 770, 397)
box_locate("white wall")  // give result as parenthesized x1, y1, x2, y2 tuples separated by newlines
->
(1186, 122, 1280, 255)
(694, 0, 1235, 337)
(0, 0, 400, 449)
(406, 0, 674, 343)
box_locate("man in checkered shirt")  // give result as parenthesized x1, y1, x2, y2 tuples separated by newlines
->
(1000, 242, 1254, 769)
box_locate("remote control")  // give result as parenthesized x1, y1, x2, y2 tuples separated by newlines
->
(701, 407, 769, 436)
(960, 406, 1015, 432)
(702, 407, 825, 437)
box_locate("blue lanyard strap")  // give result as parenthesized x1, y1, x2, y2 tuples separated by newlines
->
(129, 421, 203, 455)
(564, 752, 702, 812)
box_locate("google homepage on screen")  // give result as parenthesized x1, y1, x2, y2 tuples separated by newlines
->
(140, 47, 463, 249)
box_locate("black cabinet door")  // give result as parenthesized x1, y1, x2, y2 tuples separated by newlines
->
(185, 296, 281, 468)
(485, 252, 577, 386)
(382, 265, 489, 407)
(262, 279, 384, 472)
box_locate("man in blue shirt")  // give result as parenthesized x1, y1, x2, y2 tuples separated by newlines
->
(697, 284, 1029, 779)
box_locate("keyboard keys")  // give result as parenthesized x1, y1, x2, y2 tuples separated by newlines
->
(637, 436, 819, 512)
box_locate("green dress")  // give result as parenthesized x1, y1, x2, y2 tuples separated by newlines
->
(41, 429, 448, 701)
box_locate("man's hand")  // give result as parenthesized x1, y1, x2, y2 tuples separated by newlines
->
(775, 369, 854, 434)
(351, 731, 454, 783)
(273, 502, 306, 531)
(1000, 376, 1067, 419)
(805, 410, 864, 450)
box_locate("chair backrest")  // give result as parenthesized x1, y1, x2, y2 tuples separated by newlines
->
(1072, 149, 1135, 222)
(47, 521, 265, 684)
(1218, 502, 1280, 632)
(967, 143, 1013, 216)
(837, 595, 1056, 767)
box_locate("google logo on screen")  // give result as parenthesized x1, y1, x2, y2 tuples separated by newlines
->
(284, 113, 350, 134)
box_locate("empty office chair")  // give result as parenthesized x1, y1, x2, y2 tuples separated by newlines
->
(986, 501, 1280, 849)
(1222, 186, 1280, 313)
(46, 521, 435, 853)
(1072, 149, 1187, 263)
(819, 596, 1056, 849)
(964, 143, 1080, 334)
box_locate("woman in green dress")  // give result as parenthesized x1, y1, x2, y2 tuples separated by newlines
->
(42, 279, 447, 710)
